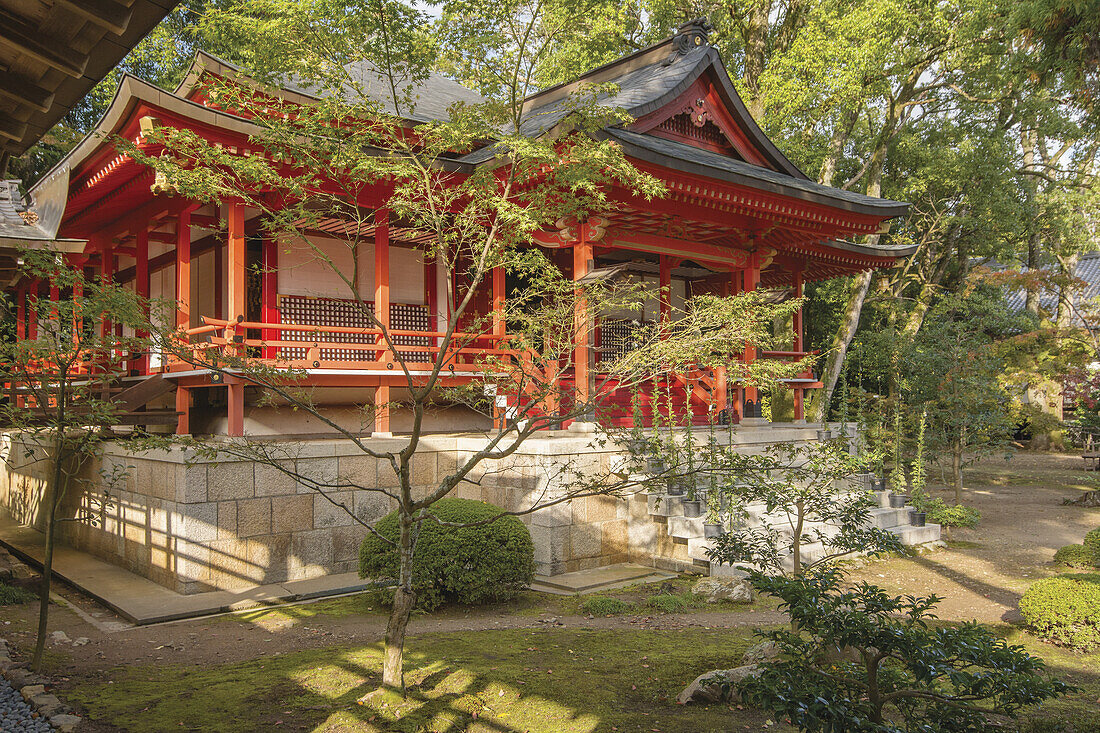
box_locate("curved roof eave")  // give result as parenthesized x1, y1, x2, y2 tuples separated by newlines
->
(602, 128, 909, 219)
(30, 73, 271, 197)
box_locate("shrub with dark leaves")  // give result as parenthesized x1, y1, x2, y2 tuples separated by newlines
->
(737, 568, 1073, 733)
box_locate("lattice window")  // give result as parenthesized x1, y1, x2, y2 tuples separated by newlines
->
(276, 296, 431, 365)
(598, 318, 652, 363)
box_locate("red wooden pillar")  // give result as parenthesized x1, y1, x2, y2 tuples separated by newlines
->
(176, 207, 194, 434)
(135, 226, 150, 374)
(226, 203, 246, 436)
(743, 254, 761, 419)
(658, 254, 672, 327)
(374, 209, 391, 435)
(15, 284, 25, 340)
(27, 279, 39, 340)
(261, 234, 279, 359)
(573, 232, 593, 410)
(492, 265, 505, 337)
(99, 245, 114, 342)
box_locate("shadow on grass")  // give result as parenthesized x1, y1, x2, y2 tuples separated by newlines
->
(66, 627, 774, 733)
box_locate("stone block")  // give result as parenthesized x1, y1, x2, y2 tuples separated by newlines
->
(207, 537, 258, 587)
(272, 494, 314, 534)
(587, 495, 619, 523)
(601, 520, 628, 555)
(338, 455, 379, 490)
(529, 524, 569, 565)
(175, 539, 212, 582)
(51, 713, 82, 732)
(333, 524, 367, 564)
(217, 501, 238, 540)
(530, 501, 571, 528)
(238, 498, 272, 537)
(254, 461, 297, 497)
(208, 461, 255, 501)
(314, 491, 355, 528)
(176, 463, 207, 504)
(296, 457, 338, 494)
(570, 524, 602, 559)
(178, 502, 218, 543)
(352, 489, 390, 525)
(411, 454, 436, 487)
(290, 529, 334, 577)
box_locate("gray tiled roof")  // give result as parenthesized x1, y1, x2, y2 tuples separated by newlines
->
(603, 129, 909, 215)
(1004, 252, 1100, 317)
(284, 60, 485, 123)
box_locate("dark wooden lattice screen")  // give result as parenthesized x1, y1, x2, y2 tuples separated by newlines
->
(598, 318, 651, 363)
(276, 296, 431, 364)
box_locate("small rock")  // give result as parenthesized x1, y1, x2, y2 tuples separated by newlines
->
(4, 668, 34, 686)
(50, 713, 82, 732)
(677, 664, 760, 705)
(72, 638, 90, 647)
(691, 577, 754, 604)
(741, 641, 780, 665)
(20, 683, 45, 701)
(50, 631, 70, 644)
(32, 693, 63, 717)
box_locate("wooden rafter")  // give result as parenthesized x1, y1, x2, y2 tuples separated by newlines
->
(0, 7, 88, 78)
(0, 75, 55, 114)
(54, 0, 134, 37)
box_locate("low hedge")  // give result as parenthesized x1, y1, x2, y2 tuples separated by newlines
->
(359, 498, 535, 611)
(1053, 544, 1097, 569)
(1018, 573, 1100, 650)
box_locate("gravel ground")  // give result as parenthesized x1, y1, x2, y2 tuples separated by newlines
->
(0, 677, 52, 732)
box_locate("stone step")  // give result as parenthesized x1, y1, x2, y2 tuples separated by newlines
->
(668, 515, 705, 539)
(868, 506, 911, 529)
(647, 494, 684, 517)
(888, 523, 942, 545)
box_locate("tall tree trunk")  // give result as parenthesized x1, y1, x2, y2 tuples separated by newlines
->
(812, 271, 873, 422)
(382, 511, 416, 691)
(1021, 128, 1041, 315)
(33, 437, 65, 672)
(951, 438, 963, 504)
(742, 0, 773, 120)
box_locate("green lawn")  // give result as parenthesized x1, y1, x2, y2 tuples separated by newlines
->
(68, 627, 786, 732)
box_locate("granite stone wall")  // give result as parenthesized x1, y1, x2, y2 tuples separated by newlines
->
(0, 424, 842, 594)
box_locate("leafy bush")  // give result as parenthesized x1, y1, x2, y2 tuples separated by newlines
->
(1053, 544, 1097, 569)
(1019, 573, 1100, 649)
(581, 596, 634, 615)
(359, 498, 534, 611)
(740, 568, 1072, 733)
(911, 493, 981, 529)
(0, 582, 35, 605)
(1084, 528, 1100, 560)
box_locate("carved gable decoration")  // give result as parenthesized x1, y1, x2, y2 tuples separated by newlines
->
(631, 74, 773, 169)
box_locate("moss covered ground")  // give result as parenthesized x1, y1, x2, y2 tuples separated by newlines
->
(69, 627, 787, 732)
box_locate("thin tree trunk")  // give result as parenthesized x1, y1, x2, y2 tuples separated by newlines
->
(951, 441, 963, 504)
(382, 511, 416, 691)
(33, 437, 65, 672)
(1021, 128, 1041, 315)
(791, 500, 804, 574)
(742, 0, 772, 119)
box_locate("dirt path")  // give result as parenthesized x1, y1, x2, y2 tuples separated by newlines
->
(846, 452, 1099, 624)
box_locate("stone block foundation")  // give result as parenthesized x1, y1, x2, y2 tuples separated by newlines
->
(0, 423, 844, 594)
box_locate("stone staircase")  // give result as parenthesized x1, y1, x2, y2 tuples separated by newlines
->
(646, 474, 941, 576)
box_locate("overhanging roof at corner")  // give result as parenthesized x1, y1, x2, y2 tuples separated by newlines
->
(1, 0, 182, 156)
(605, 128, 910, 219)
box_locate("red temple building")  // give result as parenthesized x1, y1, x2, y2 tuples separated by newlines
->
(0, 23, 933, 596)
(11, 21, 911, 438)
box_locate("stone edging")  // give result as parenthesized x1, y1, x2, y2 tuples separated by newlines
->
(0, 638, 82, 731)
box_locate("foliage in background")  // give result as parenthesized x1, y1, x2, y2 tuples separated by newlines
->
(741, 568, 1073, 733)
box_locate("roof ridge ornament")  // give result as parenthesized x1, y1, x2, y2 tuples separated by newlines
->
(665, 19, 712, 65)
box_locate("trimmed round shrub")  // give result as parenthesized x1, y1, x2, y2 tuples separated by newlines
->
(359, 498, 534, 611)
(1019, 573, 1100, 649)
(1085, 528, 1100, 561)
(1054, 544, 1097, 568)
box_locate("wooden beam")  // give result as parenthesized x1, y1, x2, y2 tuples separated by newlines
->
(226, 202, 246, 322)
(177, 207, 193, 330)
(0, 74, 54, 113)
(54, 0, 133, 36)
(0, 8, 88, 78)
(0, 117, 29, 144)
(602, 228, 751, 270)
